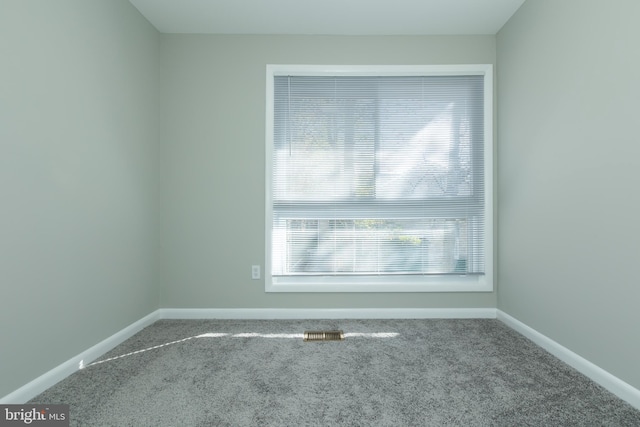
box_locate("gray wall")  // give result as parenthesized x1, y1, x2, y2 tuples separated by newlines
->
(159, 35, 497, 309)
(497, 0, 640, 389)
(0, 0, 160, 397)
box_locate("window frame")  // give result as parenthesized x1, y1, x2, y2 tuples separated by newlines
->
(265, 64, 493, 293)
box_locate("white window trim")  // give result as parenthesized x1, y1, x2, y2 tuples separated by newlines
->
(265, 64, 493, 293)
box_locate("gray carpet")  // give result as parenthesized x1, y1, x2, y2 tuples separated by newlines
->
(30, 319, 640, 426)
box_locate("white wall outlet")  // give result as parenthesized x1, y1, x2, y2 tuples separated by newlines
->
(251, 265, 261, 280)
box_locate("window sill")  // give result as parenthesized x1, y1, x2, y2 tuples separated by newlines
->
(266, 274, 493, 293)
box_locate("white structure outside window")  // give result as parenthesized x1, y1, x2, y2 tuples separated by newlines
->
(265, 65, 493, 292)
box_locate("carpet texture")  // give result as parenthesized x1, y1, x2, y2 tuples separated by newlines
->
(30, 319, 640, 426)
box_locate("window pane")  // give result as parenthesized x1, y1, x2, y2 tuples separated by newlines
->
(377, 98, 474, 199)
(273, 81, 376, 201)
(278, 218, 477, 275)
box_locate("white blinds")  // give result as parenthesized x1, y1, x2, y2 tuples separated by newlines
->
(271, 74, 485, 277)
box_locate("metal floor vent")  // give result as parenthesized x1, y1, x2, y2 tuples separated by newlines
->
(303, 330, 345, 342)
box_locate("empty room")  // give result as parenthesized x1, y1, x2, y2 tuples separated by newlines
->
(1, 0, 639, 425)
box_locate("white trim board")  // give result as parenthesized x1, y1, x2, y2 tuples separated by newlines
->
(159, 308, 497, 319)
(497, 310, 640, 411)
(0, 311, 161, 404)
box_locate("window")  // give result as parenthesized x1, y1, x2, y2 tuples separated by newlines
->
(265, 65, 493, 292)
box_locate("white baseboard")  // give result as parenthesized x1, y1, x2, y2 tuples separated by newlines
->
(159, 307, 498, 320)
(497, 310, 640, 411)
(0, 310, 161, 404)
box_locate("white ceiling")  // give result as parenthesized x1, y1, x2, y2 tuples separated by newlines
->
(128, 0, 526, 35)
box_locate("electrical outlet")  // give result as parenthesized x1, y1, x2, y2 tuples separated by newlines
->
(251, 265, 261, 280)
